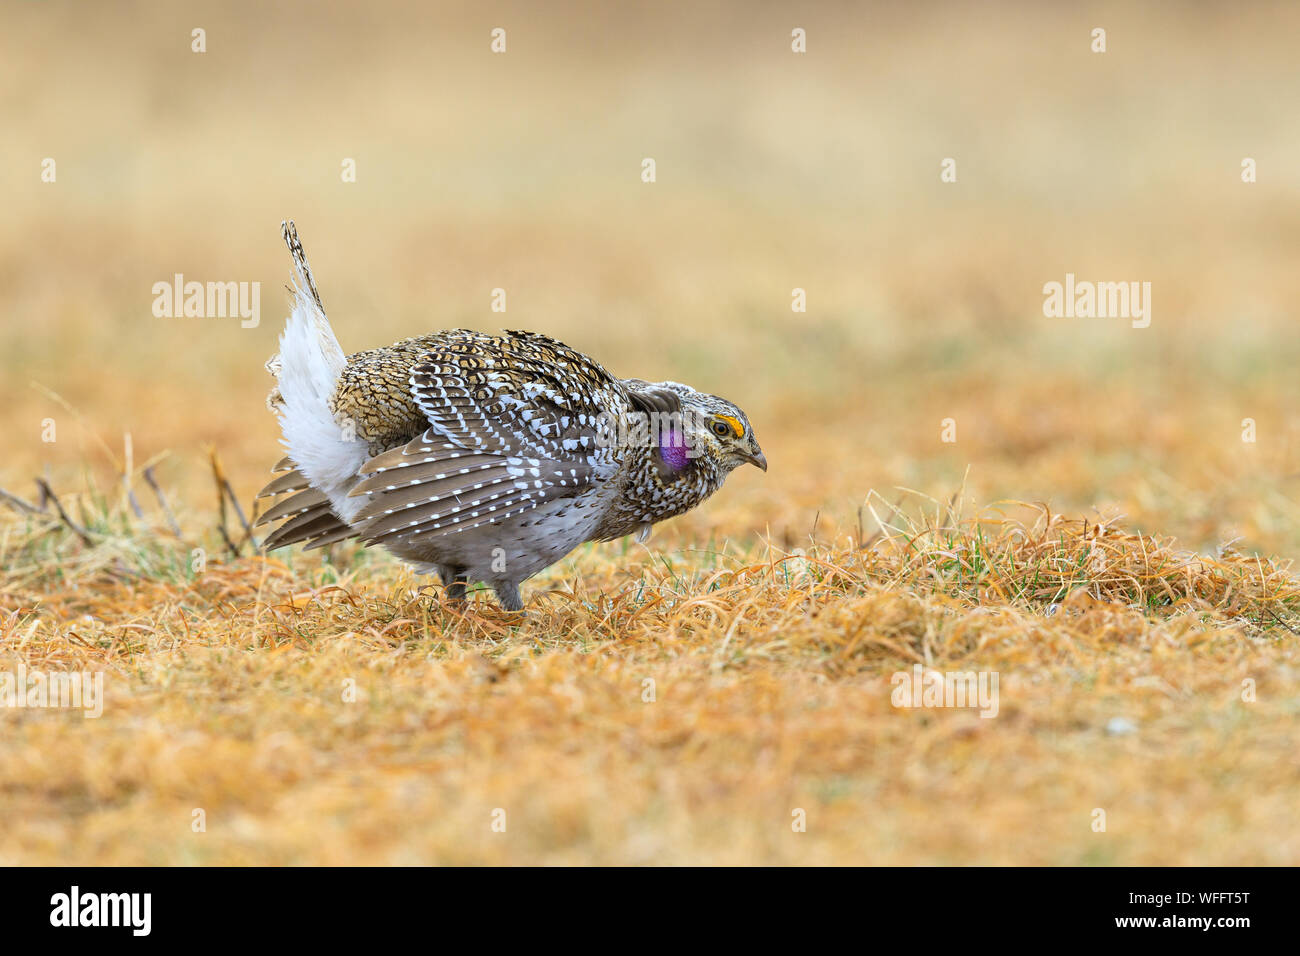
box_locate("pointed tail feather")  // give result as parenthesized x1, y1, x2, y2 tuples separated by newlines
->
(263, 221, 369, 529)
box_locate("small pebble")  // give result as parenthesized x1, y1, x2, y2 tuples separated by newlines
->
(1106, 717, 1138, 736)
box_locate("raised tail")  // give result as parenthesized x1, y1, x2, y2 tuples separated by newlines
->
(272, 220, 345, 379)
(260, 221, 369, 538)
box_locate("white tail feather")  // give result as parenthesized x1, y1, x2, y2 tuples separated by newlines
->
(268, 221, 368, 520)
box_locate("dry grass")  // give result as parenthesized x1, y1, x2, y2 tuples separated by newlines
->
(3, 0, 1300, 864)
(1, 474, 1297, 865)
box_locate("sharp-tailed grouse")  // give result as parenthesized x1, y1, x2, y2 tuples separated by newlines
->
(257, 221, 766, 610)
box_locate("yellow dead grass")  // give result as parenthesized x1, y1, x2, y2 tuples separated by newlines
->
(1, 486, 1296, 865)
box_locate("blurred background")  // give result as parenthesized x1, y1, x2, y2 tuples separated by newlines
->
(4, 0, 1299, 556)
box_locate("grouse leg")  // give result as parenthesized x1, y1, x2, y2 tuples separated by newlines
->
(493, 581, 524, 612)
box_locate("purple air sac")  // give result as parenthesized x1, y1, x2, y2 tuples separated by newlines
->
(659, 428, 689, 472)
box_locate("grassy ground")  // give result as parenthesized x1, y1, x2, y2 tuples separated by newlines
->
(2, 0, 1299, 864)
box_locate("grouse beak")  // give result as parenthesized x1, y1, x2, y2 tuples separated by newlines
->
(741, 449, 768, 472)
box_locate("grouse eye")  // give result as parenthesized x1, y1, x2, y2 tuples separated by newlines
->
(710, 420, 733, 438)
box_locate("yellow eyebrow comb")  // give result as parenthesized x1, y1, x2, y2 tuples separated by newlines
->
(717, 414, 744, 437)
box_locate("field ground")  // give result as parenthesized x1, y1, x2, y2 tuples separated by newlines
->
(3, 488, 1299, 865)
(2, 1, 1299, 863)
